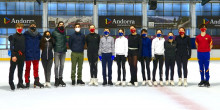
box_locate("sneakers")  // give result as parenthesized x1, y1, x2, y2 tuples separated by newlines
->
(77, 80, 85, 85)
(159, 81, 164, 86)
(184, 78, 188, 87)
(134, 82, 138, 87)
(178, 78, 183, 86)
(122, 81, 126, 86)
(148, 80, 152, 86)
(89, 78, 94, 86)
(142, 81, 146, 86)
(153, 81, 158, 86)
(166, 80, 170, 86)
(115, 81, 121, 86)
(198, 80, 206, 87)
(170, 80, 175, 86)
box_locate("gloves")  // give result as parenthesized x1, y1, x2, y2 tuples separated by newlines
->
(99, 56, 102, 61)
(111, 55, 115, 60)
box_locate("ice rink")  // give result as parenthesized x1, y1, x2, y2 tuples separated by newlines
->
(0, 60, 220, 110)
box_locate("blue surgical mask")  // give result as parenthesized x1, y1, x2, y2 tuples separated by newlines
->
(119, 32, 123, 36)
(168, 36, 173, 39)
(104, 31, 109, 35)
(142, 34, 147, 37)
(157, 34, 162, 37)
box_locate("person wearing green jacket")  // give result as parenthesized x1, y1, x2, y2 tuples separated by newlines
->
(52, 21, 67, 87)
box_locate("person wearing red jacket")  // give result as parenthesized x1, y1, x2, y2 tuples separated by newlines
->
(195, 24, 213, 87)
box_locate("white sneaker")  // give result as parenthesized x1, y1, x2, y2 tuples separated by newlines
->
(94, 78, 99, 86)
(166, 80, 170, 86)
(153, 81, 158, 86)
(134, 82, 138, 87)
(184, 78, 188, 87)
(178, 78, 183, 86)
(115, 81, 121, 86)
(127, 82, 133, 86)
(89, 78, 94, 86)
(122, 81, 126, 86)
(148, 80, 152, 86)
(142, 81, 146, 86)
(170, 80, 175, 86)
(160, 81, 164, 86)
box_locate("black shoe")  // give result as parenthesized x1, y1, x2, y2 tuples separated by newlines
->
(204, 81, 210, 87)
(108, 80, 113, 85)
(59, 77, 66, 87)
(54, 78, 59, 87)
(77, 80, 85, 85)
(34, 77, 44, 88)
(198, 80, 206, 87)
(9, 83, 15, 91)
(17, 83, 26, 89)
(72, 80, 75, 85)
(102, 81, 107, 86)
(26, 82, 30, 88)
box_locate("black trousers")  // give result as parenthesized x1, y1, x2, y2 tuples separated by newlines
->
(176, 55, 188, 78)
(42, 59, 53, 82)
(165, 58, 175, 81)
(140, 57, 151, 81)
(9, 55, 25, 84)
(152, 55, 164, 81)
(116, 55, 126, 81)
(88, 53, 98, 78)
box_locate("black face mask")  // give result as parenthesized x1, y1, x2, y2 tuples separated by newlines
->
(59, 26, 64, 30)
(30, 27, 36, 31)
(45, 35, 50, 38)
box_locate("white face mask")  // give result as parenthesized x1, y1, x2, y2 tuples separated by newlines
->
(75, 28, 80, 32)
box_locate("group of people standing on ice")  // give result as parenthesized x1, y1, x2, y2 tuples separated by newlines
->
(8, 21, 212, 90)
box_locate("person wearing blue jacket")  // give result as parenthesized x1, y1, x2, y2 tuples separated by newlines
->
(69, 23, 85, 85)
(139, 29, 152, 86)
(24, 21, 44, 88)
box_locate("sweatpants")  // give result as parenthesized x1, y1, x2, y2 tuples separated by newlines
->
(42, 59, 53, 82)
(88, 53, 98, 78)
(197, 52, 210, 81)
(152, 55, 164, 81)
(71, 52, 84, 81)
(25, 60, 39, 83)
(54, 52, 66, 78)
(101, 53, 113, 82)
(165, 58, 175, 81)
(116, 55, 126, 81)
(176, 55, 188, 78)
(9, 55, 25, 84)
(140, 57, 151, 81)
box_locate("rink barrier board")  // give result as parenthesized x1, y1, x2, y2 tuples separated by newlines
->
(1, 58, 220, 61)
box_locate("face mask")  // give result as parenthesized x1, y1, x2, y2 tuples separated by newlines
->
(200, 28, 206, 32)
(75, 28, 80, 32)
(90, 28, 95, 33)
(119, 32, 123, 36)
(30, 27, 36, 31)
(142, 34, 147, 37)
(45, 35, 50, 38)
(104, 31, 109, 35)
(130, 29, 136, 33)
(157, 34, 162, 37)
(168, 36, 173, 40)
(17, 29, 23, 33)
(179, 31, 185, 35)
(59, 26, 64, 30)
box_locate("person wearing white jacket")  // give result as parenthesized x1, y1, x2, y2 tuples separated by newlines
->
(115, 29, 128, 86)
(152, 29, 165, 86)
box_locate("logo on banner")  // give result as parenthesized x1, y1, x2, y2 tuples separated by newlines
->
(4, 17, 11, 24)
(105, 18, 112, 25)
(203, 18, 210, 25)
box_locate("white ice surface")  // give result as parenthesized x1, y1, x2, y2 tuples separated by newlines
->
(0, 61, 220, 110)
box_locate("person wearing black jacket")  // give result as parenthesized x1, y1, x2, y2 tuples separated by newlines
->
(127, 25, 142, 87)
(40, 31, 55, 88)
(8, 23, 26, 90)
(69, 23, 85, 85)
(164, 32, 177, 86)
(175, 27, 191, 87)
(86, 25, 100, 86)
